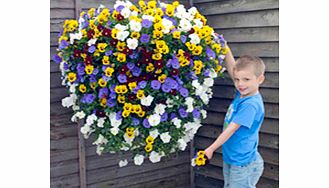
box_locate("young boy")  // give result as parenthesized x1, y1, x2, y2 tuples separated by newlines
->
(204, 45, 266, 188)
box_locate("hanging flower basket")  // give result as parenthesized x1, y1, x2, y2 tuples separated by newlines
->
(53, 0, 228, 166)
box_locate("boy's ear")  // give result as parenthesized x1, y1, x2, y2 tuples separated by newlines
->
(258, 75, 265, 84)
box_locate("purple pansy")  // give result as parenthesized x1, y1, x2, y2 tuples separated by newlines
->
(140, 34, 150, 43)
(192, 109, 201, 119)
(138, 81, 147, 89)
(179, 108, 188, 118)
(117, 74, 127, 83)
(132, 67, 141, 77)
(151, 80, 161, 90)
(77, 63, 85, 76)
(88, 45, 96, 53)
(161, 83, 171, 93)
(53, 54, 62, 64)
(132, 117, 140, 126)
(105, 50, 113, 56)
(206, 47, 216, 60)
(98, 88, 109, 98)
(107, 99, 116, 107)
(143, 118, 151, 128)
(116, 111, 122, 120)
(142, 19, 153, 28)
(180, 35, 187, 43)
(59, 40, 69, 50)
(81, 94, 95, 104)
(127, 62, 135, 70)
(179, 87, 189, 97)
(160, 112, 168, 122)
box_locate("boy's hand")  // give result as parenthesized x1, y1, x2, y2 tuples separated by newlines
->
(204, 147, 214, 160)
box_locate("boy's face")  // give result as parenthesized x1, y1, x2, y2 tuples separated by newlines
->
(233, 67, 265, 98)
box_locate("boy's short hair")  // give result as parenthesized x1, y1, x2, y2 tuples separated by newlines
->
(235, 55, 266, 77)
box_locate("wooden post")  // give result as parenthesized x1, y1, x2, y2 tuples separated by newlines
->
(190, 140, 195, 188)
(77, 119, 87, 188)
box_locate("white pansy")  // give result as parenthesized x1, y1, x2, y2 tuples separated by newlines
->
(121, 146, 130, 151)
(192, 79, 200, 88)
(78, 17, 85, 31)
(121, 7, 131, 18)
(69, 31, 83, 44)
(159, 2, 167, 8)
(129, 20, 142, 32)
(203, 78, 214, 87)
(80, 124, 94, 139)
(141, 95, 154, 106)
(134, 154, 145, 165)
(189, 33, 200, 44)
(149, 129, 159, 139)
(166, 98, 174, 108)
(177, 139, 187, 151)
(178, 18, 192, 32)
(110, 127, 119, 135)
(114, 23, 128, 31)
(160, 132, 171, 143)
(171, 118, 182, 128)
(109, 112, 122, 127)
(200, 93, 209, 104)
(93, 134, 108, 145)
(193, 18, 203, 28)
(72, 105, 80, 111)
(200, 109, 207, 119)
(188, 7, 198, 16)
(131, 11, 138, 17)
(126, 38, 138, 50)
(148, 114, 161, 127)
(154, 103, 166, 115)
(117, 30, 130, 41)
(124, 133, 135, 144)
(162, 18, 173, 34)
(114, 0, 125, 9)
(87, 38, 97, 46)
(119, 159, 128, 167)
(185, 97, 194, 113)
(142, 15, 154, 21)
(149, 151, 162, 163)
(71, 111, 86, 122)
(62, 94, 77, 108)
(69, 83, 77, 93)
(86, 114, 97, 125)
(96, 145, 104, 155)
(191, 158, 196, 167)
(97, 118, 105, 127)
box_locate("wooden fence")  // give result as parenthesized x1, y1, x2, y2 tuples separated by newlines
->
(192, 0, 279, 187)
(50, 0, 279, 187)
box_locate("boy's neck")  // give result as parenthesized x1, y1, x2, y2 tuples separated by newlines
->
(239, 89, 259, 98)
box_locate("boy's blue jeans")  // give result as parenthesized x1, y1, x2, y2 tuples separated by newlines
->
(223, 152, 264, 188)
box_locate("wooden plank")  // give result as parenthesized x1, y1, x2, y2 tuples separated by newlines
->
(50, 72, 63, 89)
(50, 32, 59, 47)
(51, 87, 69, 103)
(217, 27, 279, 42)
(51, 172, 80, 187)
(196, 125, 278, 149)
(51, 148, 79, 163)
(206, 98, 279, 119)
(50, 60, 60, 73)
(212, 85, 279, 103)
(215, 72, 279, 88)
(51, 158, 79, 178)
(50, 18, 66, 32)
(229, 42, 278, 57)
(50, 46, 59, 62)
(80, 1, 115, 9)
(50, 0, 75, 9)
(51, 136, 78, 151)
(194, 135, 279, 165)
(196, 0, 278, 15)
(194, 0, 221, 3)
(51, 101, 73, 116)
(50, 8, 75, 19)
(88, 165, 190, 188)
(51, 125, 77, 140)
(50, 113, 74, 127)
(206, 9, 279, 29)
(85, 150, 190, 185)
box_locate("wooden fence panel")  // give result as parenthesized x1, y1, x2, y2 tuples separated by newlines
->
(193, 0, 279, 187)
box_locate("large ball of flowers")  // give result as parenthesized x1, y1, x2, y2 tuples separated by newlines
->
(54, 0, 228, 166)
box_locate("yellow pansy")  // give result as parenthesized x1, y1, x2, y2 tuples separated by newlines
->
(146, 136, 155, 144)
(152, 53, 162, 60)
(215, 65, 222, 73)
(105, 67, 114, 77)
(152, 30, 163, 39)
(126, 127, 135, 133)
(79, 84, 87, 93)
(88, 8, 95, 17)
(147, 1, 157, 9)
(90, 82, 96, 90)
(194, 60, 203, 70)
(145, 144, 153, 152)
(98, 78, 107, 88)
(173, 31, 181, 39)
(195, 156, 206, 166)
(180, 59, 190, 67)
(112, 10, 119, 19)
(67, 72, 76, 82)
(102, 56, 110, 65)
(97, 43, 107, 53)
(128, 82, 137, 90)
(136, 90, 145, 99)
(146, 63, 155, 72)
(155, 8, 164, 17)
(131, 31, 140, 39)
(165, 5, 174, 16)
(122, 110, 131, 118)
(80, 53, 87, 60)
(155, 69, 162, 74)
(158, 74, 167, 83)
(137, 111, 145, 117)
(89, 20, 96, 30)
(134, 105, 142, 113)
(123, 103, 133, 112)
(85, 65, 94, 75)
(111, 28, 118, 39)
(117, 95, 125, 104)
(100, 98, 107, 107)
(154, 23, 164, 32)
(116, 53, 126, 63)
(138, 0, 146, 10)
(153, 15, 162, 24)
(116, 41, 126, 51)
(186, 42, 195, 51)
(192, 45, 203, 55)
(173, 1, 180, 7)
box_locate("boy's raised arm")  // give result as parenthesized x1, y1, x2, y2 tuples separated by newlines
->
(224, 45, 236, 80)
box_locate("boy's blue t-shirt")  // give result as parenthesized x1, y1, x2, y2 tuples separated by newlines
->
(222, 91, 265, 166)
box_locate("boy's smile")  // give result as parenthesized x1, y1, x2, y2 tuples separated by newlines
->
(233, 67, 264, 98)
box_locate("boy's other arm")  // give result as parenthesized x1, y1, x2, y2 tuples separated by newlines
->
(224, 45, 236, 80)
(204, 122, 240, 159)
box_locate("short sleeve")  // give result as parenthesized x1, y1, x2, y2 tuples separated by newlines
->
(231, 104, 257, 129)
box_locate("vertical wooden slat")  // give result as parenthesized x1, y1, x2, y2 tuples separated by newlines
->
(190, 140, 195, 188)
(78, 120, 87, 188)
